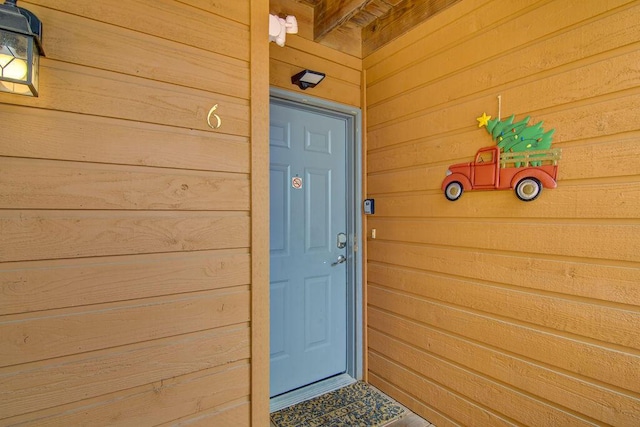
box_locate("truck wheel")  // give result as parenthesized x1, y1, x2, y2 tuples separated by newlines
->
(445, 182, 463, 201)
(515, 178, 541, 201)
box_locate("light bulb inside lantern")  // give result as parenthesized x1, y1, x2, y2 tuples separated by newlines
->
(0, 53, 28, 80)
(0, 53, 10, 67)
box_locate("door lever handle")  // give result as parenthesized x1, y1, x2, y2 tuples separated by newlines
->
(331, 255, 347, 266)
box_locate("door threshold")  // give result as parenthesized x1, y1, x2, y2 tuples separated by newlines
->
(269, 373, 356, 413)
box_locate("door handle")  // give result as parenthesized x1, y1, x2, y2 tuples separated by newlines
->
(331, 255, 347, 266)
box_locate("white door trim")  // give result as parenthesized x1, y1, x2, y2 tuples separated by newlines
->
(269, 87, 363, 411)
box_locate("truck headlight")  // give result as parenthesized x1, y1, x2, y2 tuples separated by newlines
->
(445, 169, 452, 176)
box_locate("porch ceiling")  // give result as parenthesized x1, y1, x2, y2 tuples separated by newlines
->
(293, 0, 461, 55)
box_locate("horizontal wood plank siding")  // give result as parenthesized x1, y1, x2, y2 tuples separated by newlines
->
(0, 105, 250, 173)
(8, 61, 251, 136)
(269, 34, 362, 107)
(0, 251, 250, 315)
(1, 288, 250, 367)
(0, 326, 250, 419)
(0, 158, 250, 210)
(363, 0, 640, 426)
(2, 362, 250, 426)
(23, 3, 250, 98)
(0, 211, 250, 262)
(24, 0, 250, 60)
(0, 0, 256, 424)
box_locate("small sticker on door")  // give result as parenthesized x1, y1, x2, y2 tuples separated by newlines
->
(292, 176, 303, 190)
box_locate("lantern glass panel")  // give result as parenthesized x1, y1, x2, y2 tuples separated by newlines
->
(0, 28, 37, 96)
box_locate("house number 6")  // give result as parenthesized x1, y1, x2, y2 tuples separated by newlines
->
(207, 104, 222, 129)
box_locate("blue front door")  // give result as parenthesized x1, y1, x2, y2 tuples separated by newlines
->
(269, 100, 348, 397)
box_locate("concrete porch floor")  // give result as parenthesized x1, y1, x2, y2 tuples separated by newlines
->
(371, 385, 433, 427)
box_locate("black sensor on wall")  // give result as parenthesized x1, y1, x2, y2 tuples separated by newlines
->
(291, 69, 326, 90)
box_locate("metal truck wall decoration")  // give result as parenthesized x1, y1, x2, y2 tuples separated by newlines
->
(442, 113, 561, 202)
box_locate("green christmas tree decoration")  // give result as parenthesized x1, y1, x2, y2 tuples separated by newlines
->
(477, 112, 556, 166)
(487, 115, 529, 143)
(481, 114, 554, 151)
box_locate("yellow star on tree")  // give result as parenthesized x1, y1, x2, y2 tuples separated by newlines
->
(476, 112, 491, 128)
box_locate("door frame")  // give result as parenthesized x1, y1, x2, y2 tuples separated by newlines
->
(269, 87, 363, 410)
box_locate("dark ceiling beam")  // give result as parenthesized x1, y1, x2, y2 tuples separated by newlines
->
(362, 0, 461, 56)
(314, 0, 373, 40)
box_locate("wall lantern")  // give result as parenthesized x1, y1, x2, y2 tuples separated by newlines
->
(291, 69, 325, 90)
(0, 0, 45, 96)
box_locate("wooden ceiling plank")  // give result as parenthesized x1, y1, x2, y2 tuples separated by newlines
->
(350, 10, 379, 27)
(365, 0, 395, 18)
(314, 0, 374, 40)
(362, 0, 461, 56)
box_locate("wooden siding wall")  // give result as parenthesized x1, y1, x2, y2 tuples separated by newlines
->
(270, 34, 362, 107)
(364, 0, 640, 426)
(270, 0, 362, 107)
(0, 1, 267, 425)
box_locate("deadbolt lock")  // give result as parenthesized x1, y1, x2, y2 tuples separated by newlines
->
(337, 232, 347, 249)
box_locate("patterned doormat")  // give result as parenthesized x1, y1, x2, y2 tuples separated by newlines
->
(270, 381, 406, 427)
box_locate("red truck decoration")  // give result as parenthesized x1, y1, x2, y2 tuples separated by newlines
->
(442, 113, 561, 202)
